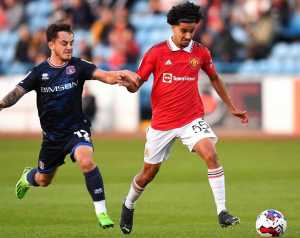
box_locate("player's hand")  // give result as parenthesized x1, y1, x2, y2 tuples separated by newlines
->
(118, 70, 140, 92)
(105, 71, 124, 84)
(231, 109, 248, 124)
(0, 100, 4, 111)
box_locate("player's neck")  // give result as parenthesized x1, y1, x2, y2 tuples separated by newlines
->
(171, 36, 185, 49)
(48, 55, 68, 67)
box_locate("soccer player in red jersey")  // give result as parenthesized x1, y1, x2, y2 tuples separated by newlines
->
(120, 2, 248, 234)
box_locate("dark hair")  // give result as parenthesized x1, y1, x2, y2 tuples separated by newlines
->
(46, 23, 73, 42)
(167, 2, 203, 25)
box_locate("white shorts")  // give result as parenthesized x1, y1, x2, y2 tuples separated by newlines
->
(144, 117, 218, 164)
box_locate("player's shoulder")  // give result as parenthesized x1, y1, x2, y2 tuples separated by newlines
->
(70, 57, 83, 64)
(146, 41, 168, 54)
(34, 60, 48, 69)
(71, 57, 95, 66)
(29, 60, 48, 75)
(152, 41, 168, 49)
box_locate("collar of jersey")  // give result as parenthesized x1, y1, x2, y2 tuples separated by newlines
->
(167, 36, 193, 53)
(47, 58, 68, 68)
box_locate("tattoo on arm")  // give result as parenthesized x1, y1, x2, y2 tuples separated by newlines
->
(0, 86, 26, 109)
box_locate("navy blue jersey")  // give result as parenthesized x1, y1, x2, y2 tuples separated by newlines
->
(18, 57, 97, 139)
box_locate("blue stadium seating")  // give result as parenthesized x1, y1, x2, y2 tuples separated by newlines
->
(1, 0, 300, 76)
(281, 13, 300, 37)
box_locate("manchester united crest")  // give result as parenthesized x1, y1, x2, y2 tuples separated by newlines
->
(189, 57, 200, 68)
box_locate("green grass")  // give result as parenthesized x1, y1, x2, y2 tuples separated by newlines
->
(0, 138, 299, 238)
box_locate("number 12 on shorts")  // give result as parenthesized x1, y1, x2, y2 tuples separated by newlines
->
(192, 120, 211, 134)
(74, 130, 90, 141)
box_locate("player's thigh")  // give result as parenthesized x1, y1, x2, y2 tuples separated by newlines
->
(144, 127, 176, 164)
(179, 118, 218, 152)
(67, 128, 94, 162)
(38, 138, 66, 174)
(193, 138, 217, 160)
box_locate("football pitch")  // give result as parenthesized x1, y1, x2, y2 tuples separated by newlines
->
(0, 138, 299, 238)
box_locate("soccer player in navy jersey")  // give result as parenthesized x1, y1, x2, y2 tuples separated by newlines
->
(119, 2, 248, 234)
(0, 23, 138, 228)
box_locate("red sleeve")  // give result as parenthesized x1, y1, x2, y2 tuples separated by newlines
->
(201, 47, 217, 77)
(137, 47, 156, 81)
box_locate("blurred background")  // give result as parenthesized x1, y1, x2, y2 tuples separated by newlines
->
(0, 0, 300, 137)
(1, 2, 300, 237)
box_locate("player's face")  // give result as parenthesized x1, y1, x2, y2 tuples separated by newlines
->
(172, 22, 197, 48)
(49, 31, 74, 61)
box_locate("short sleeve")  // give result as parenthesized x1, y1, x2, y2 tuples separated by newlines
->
(201, 47, 217, 77)
(17, 68, 39, 92)
(137, 48, 156, 81)
(80, 59, 97, 80)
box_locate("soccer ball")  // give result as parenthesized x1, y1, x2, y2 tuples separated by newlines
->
(256, 209, 287, 237)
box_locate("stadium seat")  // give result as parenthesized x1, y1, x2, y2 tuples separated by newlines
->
(281, 59, 298, 75)
(0, 46, 15, 64)
(136, 30, 148, 45)
(6, 62, 31, 75)
(289, 43, 300, 59)
(262, 59, 281, 74)
(26, 1, 53, 17)
(93, 44, 112, 60)
(238, 60, 257, 75)
(281, 13, 300, 37)
(270, 43, 289, 59)
(131, 0, 148, 14)
(29, 16, 49, 32)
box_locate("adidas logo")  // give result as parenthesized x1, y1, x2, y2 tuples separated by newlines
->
(165, 59, 172, 65)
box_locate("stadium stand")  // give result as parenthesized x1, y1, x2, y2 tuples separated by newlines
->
(0, 0, 300, 76)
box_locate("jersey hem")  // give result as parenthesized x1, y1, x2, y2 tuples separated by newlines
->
(150, 113, 205, 131)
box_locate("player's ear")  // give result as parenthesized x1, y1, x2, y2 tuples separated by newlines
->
(48, 41, 54, 51)
(172, 24, 179, 33)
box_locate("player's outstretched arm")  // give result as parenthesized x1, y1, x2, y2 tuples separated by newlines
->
(0, 86, 26, 111)
(208, 74, 248, 124)
(92, 69, 140, 92)
(92, 69, 123, 84)
(118, 70, 143, 93)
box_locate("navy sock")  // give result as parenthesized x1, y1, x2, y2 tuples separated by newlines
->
(84, 167, 105, 201)
(26, 168, 39, 187)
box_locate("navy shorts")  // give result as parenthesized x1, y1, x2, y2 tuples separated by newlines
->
(38, 129, 93, 174)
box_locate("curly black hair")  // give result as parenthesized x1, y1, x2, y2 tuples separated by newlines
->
(167, 1, 203, 25)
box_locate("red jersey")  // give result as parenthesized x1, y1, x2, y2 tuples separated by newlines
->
(137, 38, 217, 130)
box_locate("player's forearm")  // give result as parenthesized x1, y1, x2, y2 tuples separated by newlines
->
(0, 86, 26, 110)
(93, 69, 118, 84)
(100, 71, 118, 84)
(209, 75, 236, 111)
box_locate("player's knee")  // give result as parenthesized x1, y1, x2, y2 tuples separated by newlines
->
(199, 148, 218, 165)
(78, 157, 95, 172)
(204, 150, 218, 161)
